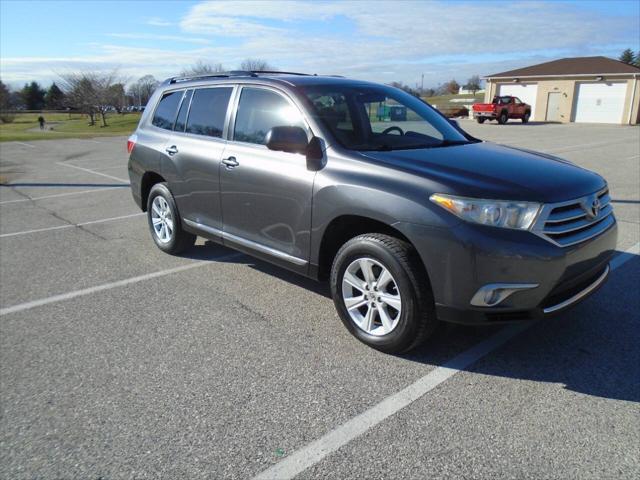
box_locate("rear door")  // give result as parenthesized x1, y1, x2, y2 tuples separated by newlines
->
(133, 89, 184, 201)
(166, 85, 235, 234)
(219, 85, 316, 273)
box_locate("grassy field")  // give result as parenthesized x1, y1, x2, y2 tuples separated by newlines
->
(0, 112, 141, 142)
(422, 92, 484, 107)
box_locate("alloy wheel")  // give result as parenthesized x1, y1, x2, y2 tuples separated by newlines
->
(341, 257, 402, 336)
(151, 196, 174, 243)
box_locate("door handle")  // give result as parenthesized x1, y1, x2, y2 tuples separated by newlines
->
(165, 145, 178, 156)
(222, 156, 239, 168)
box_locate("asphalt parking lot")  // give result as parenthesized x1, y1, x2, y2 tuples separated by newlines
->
(1, 122, 639, 479)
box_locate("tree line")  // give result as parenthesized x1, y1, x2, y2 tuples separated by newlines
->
(389, 75, 482, 98)
(3, 49, 636, 125)
(0, 58, 277, 125)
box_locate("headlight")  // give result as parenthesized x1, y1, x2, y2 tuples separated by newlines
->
(430, 193, 541, 230)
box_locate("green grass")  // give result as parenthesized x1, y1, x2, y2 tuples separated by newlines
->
(0, 112, 142, 142)
(422, 92, 485, 107)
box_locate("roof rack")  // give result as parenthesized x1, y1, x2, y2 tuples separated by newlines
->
(168, 70, 315, 84)
(168, 70, 258, 84)
(250, 70, 312, 76)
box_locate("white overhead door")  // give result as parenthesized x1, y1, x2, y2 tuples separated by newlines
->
(497, 83, 538, 119)
(573, 82, 627, 124)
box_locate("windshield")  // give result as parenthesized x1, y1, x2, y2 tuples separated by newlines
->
(300, 84, 469, 151)
(493, 96, 511, 105)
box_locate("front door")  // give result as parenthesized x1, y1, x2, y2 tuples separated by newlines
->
(219, 86, 315, 273)
(546, 92, 562, 122)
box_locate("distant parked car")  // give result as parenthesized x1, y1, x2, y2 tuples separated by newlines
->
(473, 95, 531, 124)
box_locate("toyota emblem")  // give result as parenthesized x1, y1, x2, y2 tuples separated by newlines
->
(584, 196, 600, 219)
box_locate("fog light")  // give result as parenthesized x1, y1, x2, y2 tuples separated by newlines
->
(471, 283, 539, 307)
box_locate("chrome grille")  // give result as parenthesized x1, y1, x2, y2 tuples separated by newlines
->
(533, 188, 615, 247)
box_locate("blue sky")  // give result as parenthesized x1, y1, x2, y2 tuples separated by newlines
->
(1, 0, 639, 88)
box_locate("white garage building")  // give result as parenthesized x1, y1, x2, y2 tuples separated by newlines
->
(484, 56, 640, 124)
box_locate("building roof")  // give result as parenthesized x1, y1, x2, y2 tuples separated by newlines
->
(486, 56, 640, 79)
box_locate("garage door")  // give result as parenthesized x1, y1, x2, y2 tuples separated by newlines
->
(497, 83, 538, 119)
(573, 82, 627, 124)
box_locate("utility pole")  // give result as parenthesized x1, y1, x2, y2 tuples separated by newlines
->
(421, 73, 424, 92)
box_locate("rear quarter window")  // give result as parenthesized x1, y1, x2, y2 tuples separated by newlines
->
(152, 90, 183, 130)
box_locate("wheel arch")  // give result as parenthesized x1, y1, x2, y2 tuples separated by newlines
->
(316, 214, 418, 281)
(140, 171, 166, 212)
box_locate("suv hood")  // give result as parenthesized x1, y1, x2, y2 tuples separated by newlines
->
(359, 141, 605, 203)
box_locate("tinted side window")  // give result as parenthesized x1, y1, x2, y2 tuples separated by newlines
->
(185, 87, 233, 138)
(152, 91, 183, 130)
(174, 89, 193, 132)
(234, 88, 305, 145)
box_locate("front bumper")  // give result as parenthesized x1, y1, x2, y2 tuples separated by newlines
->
(395, 218, 618, 324)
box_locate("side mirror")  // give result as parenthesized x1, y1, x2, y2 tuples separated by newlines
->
(265, 126, 309, 154)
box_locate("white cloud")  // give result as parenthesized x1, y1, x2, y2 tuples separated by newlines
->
(107, 33, 211, 45)
(2, 1, 637, 87)
(179, 0, 637, 54)
(146, 17, 173, 27)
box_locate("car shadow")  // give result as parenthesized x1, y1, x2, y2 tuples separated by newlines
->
(180, 241, 639, 403)
(488, 121, 556, 126)
(181, 240, 332, 298)
(0, 182, 129, 188)
(405, 255, 640, 403)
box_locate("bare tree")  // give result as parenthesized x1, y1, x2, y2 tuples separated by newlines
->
(59, 70, 123, 126)
(444, 79, 460, 95)
(239, 58, 275, 71)
(464, 75, 481, 95)
(181, 61, 225, 76)
(107, 83, 126, 113)
(127, 74, 159, 107)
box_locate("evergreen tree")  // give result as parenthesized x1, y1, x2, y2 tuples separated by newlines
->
(20, 81, 46, 110)
(0, 80, 10, 110)
(619, 48, 635, 65)
(45, 82, 65, 109)
(635, 51, 640, 68)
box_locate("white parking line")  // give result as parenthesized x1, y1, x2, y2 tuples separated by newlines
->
(56, 162, 129, 183)
(14, 142, 36, 148)
(0, 253, 244, 316)
(253, 242, 640, 480)
(0, 212, 144, 238)
(0, 187, 123, 205)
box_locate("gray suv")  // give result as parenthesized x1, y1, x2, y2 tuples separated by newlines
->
(127, 71, 617, 353)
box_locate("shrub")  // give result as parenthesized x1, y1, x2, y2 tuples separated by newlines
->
(0, 112, 16, 123)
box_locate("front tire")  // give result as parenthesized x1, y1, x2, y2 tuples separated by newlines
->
(147, 182, 196, 254)
(522, 111, 530, 123)
(330, 233, 438, 354)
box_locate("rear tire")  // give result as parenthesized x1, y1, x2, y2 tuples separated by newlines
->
(330, 233, 438, 354)
(147, 182, 196, 254)
(498, 111, 508, 124)
(476, 117, 486, 124)
(522, 111, 530, 123)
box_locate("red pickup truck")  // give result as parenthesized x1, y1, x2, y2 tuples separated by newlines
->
(472, 95, 531, 124)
